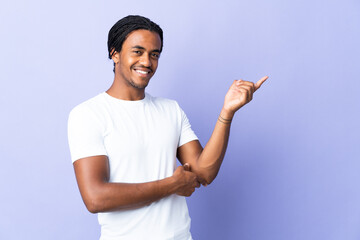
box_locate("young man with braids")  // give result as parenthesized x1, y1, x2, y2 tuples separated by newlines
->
(68, 15, 267, 240)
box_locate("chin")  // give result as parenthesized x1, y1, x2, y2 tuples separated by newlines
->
(129, 80, 149, 89)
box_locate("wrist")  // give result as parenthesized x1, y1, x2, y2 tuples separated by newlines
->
(165, 175, 179, 195)
(220, 108, 235, 120)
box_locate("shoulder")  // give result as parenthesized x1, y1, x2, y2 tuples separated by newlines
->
(69, 93, 107, 120)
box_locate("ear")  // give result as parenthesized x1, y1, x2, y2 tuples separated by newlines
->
(111, 49, 120, 64)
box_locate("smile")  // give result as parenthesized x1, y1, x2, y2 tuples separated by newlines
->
(134, 69, 152, 77)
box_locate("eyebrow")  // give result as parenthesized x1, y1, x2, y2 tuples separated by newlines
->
(132, 45, 161, 53)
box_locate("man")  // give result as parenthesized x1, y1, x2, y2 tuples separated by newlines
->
(68, 15, 267, 240)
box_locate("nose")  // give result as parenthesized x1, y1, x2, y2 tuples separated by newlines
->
(139, 53, 151, 67)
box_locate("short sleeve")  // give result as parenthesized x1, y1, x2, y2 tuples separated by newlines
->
(178, 106, 198, 147)
(67, 104, 107, 163)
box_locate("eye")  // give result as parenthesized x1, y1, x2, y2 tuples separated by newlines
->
(151, 53, 160, 59)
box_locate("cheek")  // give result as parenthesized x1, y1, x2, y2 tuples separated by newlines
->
(120, 55, 137, 68)
(152, 60, 159, 70)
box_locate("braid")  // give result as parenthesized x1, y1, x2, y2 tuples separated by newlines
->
(107, 15, 163, 72)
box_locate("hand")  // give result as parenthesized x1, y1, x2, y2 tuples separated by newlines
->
(223, 76, 268, 114)
(172, 163, 200, 197)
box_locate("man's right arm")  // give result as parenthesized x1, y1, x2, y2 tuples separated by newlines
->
(73, 155, 199, 213)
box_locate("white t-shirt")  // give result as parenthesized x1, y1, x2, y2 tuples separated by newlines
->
(68, 92, 198, 240)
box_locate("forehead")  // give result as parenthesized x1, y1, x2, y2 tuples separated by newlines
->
(123, 29, 161, 50)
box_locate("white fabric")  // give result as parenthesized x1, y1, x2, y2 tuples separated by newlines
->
(68, 92, 198, 240)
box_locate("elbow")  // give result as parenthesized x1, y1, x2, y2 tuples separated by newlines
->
(194, 160, 221, 186)
(198, 172, 217, 186)
(205, 178, 213, 186)
(83, 191, 105, 214)
(204, 176, 215, 186)
(86, 203, 99, 214)
(84, 198, 101, 214)
(197, 166, 222, 186)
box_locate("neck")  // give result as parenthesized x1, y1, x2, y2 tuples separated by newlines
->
(106, 76, 145, 101)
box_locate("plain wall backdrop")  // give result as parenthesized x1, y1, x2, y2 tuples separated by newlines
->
(1, 0, 359, 239)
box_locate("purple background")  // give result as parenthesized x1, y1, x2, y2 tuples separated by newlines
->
(1, 0, 360, 239)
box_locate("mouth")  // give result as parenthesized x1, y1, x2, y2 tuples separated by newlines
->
(133, 68, 152, 77)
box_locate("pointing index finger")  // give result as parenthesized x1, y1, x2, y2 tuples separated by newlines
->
(254, 76, 268, 91)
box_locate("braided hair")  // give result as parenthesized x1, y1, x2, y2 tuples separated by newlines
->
(107, 15, 163, 72)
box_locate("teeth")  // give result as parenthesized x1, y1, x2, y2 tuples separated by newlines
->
(135, 70, 149, 74)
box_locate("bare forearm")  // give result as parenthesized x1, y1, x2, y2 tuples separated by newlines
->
(196, 108, 234, 184)
(178, 77, 268, 186)
(84, 177, 177, 213)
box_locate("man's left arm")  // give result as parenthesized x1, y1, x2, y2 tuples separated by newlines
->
(177, 76, 268, 186)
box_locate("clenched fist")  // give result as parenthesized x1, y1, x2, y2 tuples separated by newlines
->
(172, 163, 200, 197)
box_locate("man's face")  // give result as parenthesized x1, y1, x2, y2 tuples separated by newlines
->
(113, 29, 161, 89)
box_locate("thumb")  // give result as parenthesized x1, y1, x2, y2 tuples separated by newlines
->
(183, 163, 190, 171)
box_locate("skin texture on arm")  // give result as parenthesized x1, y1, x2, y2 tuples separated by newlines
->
(73, 155, 200, 213)
(177, 76, 268, 186)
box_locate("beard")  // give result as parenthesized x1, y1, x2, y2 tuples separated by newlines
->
(119, 69, 151, 90)
(126, 77, 149, 89)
